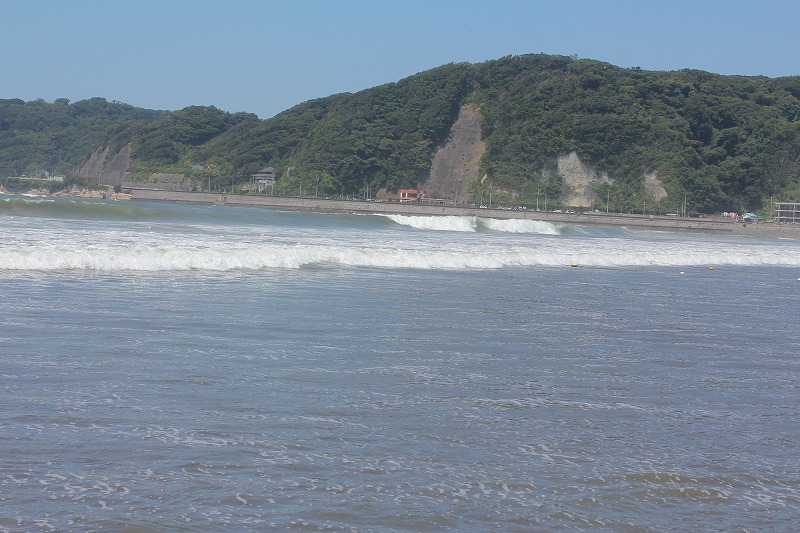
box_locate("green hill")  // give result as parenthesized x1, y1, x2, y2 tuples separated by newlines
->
(3, 54, 800, 214)
(0, 97, 164, 178)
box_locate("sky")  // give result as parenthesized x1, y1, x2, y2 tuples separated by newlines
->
(2, 0, 799, 119)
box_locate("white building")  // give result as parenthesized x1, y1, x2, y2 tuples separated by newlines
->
(775, 202, 800, 223)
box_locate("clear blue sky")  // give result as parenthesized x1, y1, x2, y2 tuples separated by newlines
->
(2, 0, 798, 119)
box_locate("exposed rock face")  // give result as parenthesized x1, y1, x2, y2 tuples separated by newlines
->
(77, 144, 132, 185)
(98, 143, 131, 186)
(644, 170, 667, 202)
(425, 104, 485, 201)
(77, 146, 109, 180)
(552, 151, 610, 208)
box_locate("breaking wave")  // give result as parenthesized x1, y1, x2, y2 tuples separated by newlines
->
(381, 214, 561, 234)
(2, 238, 799, 272)
(478, 217, 561, 234)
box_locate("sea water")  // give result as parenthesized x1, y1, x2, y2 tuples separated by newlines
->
(1, 194, 799, 531)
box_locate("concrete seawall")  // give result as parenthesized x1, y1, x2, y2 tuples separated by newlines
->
(129, 188, 800, 239)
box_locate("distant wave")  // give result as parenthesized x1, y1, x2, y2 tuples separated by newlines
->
(381, 214, 477, 231)
(381, 214, 561, 234)
(0, 196, 160, 221)
(0, 196, 323, 228)
(477, 217, 560, 234)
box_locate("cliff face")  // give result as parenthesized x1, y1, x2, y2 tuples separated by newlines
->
(77, 144, 131, 186)
(77, 146, 109, 180)
(425, 104, 485, 201)
(551, 154, 668, 208)
(553, 152, 611, 208)
(98, 143, 131, 186)
(644, 171, 667, 202)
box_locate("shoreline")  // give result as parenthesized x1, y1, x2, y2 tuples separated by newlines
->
(128, 188, 800, 239)
(1, 186, 132, 201)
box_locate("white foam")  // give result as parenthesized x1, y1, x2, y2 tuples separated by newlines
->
(2, 237, 800, 272)
(479, 217, 561, 234)
(3, 210, 800, 272)
(380, 213, 561, 234)
(382, 214, 478, 232)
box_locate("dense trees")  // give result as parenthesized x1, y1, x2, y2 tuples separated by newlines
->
(2, 55, 799, 213)
(0, 97, 163, 177)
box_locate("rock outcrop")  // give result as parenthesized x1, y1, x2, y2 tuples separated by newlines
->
(98, 143, 131, 186)
(644, 170, 667, 202)
(552, 151, 610, 208)
(77, 146, 109, 180)
(552, 154, 668, 208)
(77, 144, 131, 185)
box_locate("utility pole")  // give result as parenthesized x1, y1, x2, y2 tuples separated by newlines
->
(543, 181, 547, 211)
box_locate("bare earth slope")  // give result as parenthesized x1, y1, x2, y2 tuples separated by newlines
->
(425, 104, 485, 202)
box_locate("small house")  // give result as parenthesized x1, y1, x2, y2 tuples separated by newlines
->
(398, 189, 427, 203)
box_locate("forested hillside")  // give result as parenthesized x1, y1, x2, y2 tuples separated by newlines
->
(2, 54, 800, 213)
(182, 62, 473, 196)
(0, 97, 164, 178)
(472, 55, 800, 213)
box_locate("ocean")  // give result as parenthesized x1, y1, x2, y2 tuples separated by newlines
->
(2, 193, 799, 531)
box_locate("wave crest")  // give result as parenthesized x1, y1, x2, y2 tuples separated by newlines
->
(3, 238, 800, 272)
(382, 214, 560, 234)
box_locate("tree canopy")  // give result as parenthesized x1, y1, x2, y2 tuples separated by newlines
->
(0, 97, 163, 177)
